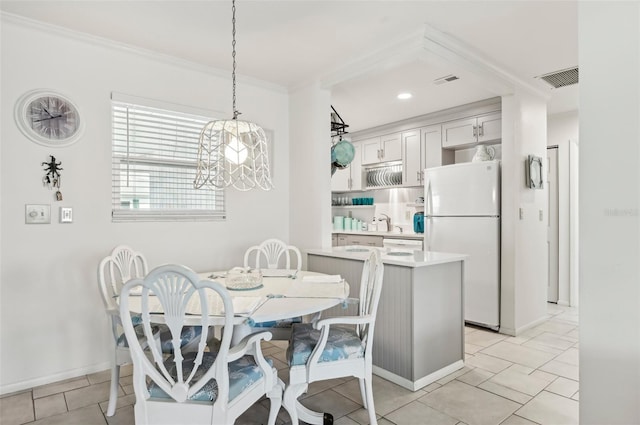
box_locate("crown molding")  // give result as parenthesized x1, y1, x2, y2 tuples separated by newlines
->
(420, 23, 550, 100)
(0, 12, 288, 95)
(318, 27, 426, 91)
(318, 22, 549, 102)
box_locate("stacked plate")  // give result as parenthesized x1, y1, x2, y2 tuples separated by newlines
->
(365, 166, 403, 188)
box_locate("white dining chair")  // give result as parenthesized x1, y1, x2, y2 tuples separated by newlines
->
(243, 238, 302, 271)
(283, 250, 384, 425)
(119, 264, 283, 425)
(97, 245, 205, 416)
(244, 238, 303, 339)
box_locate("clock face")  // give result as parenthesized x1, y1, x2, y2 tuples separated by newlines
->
(15, 90, 83, 147)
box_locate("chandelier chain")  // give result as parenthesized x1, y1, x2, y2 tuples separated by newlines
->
(231, 0, 238, 119)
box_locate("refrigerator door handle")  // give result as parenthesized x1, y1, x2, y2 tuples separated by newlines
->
(424, 177, 432, 251)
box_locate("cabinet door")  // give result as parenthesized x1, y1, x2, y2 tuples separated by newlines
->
(422, 125, 444, 171)
(380, 133, 402, 162)
(361, 137, 382, 165)
(442, 117, 477, 148)
(348, 235, 383, 247)
(337, 235, 348, 246)
(402, 130, 422, 187)
(331, 166, 350, 191)
(350, 143, 363, 190)
(477, 112, 501, 143)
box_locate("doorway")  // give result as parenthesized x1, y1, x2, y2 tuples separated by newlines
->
(547, 146, 559, 303)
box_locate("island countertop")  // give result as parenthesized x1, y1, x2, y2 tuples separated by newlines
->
(306, 246, 467, 268)
(307, 245, 466, 391)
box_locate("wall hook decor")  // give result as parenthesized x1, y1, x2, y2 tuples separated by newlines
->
(42, 155, 63, 200)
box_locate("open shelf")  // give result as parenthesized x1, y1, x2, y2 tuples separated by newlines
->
(332, 205, 375, 208)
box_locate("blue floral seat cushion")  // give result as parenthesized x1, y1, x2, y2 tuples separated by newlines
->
(148, 351, 273, 402)
(117, 321, 204, 352)
(252, 316, 302, 329)
(287, 323, 365, 366)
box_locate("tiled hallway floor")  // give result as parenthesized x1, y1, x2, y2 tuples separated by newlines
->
(1, 304, 579, 425)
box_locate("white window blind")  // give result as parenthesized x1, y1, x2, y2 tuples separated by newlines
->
(111, 101, 225, 221)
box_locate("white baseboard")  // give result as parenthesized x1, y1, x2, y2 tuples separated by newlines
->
(0, 361, 111, 396)
(373, 360, 464, 391)
(500, 315, 550, 337)
(498, 325, 516, 336)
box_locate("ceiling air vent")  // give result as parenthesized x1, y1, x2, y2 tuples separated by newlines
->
(537, 67, 579, 89)
(434, 74, 459, 85)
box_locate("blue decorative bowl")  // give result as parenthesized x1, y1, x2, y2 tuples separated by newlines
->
(332, 140, 355, 167)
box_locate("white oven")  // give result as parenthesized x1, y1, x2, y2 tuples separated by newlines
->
(382, 238, 423, 251)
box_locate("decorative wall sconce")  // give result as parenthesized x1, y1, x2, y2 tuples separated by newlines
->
(42, 155, 64, 200)
(526, 155, 543, 189)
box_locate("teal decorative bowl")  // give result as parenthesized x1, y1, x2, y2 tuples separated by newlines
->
(332, 140, 355, 167)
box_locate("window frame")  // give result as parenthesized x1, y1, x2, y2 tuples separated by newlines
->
(110, 93, 226, 222)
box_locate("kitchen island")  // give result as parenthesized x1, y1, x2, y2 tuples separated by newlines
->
(306, 246, 466, 391)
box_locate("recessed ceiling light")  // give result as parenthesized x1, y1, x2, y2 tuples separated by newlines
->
(397, 93, 413, 100)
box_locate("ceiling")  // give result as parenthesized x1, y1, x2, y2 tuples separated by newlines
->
(0, 1, 578, 133)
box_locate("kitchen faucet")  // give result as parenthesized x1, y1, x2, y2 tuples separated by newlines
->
(379, 213, 391, 232)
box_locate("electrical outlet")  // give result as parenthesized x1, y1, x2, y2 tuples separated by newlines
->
(60, 207, 73, 223)
(25, 204, 50, 224)
(519, 208, 524, 220)
(539, 210, 543, 221)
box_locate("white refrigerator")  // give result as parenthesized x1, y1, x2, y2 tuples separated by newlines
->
(424, 160, 500, 330)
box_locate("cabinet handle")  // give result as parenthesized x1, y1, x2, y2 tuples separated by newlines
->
(473, 125, 478, 138)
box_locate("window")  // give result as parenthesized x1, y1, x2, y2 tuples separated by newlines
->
(111, 98, 224, 221)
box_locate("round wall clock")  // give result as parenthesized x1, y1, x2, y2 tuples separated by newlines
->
(15, 89, 84, 147)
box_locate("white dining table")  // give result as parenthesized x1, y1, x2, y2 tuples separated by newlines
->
(198, 270, 350, 343)
(127, 270, 350, 342)
(126, 269, 350, 425)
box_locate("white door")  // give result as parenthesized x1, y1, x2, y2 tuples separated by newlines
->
(547, 147, 559, 302)
(422, 125, 443, 170)
(331, 166, 350, 191)
(441, 117, 477, 148)
(402, 130, 421, 186)
(380, 132, 402, 162)
(361, 137, 381, 165)
(427, 216, 500, 328)
(350, 143, 363, 190)
(477, 112, 502, 143)
(425, 161, 500, 216)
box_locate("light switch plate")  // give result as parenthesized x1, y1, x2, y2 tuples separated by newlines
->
(60, 207, 73, 223)
(25, 204, 51, 224)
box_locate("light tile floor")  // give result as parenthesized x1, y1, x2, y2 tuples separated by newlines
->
(0, 304, 578, 425)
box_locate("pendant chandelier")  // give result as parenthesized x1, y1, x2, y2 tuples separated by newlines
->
(194, 0, 273, 191)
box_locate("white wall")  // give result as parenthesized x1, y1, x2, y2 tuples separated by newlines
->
(500, 92, 549, 336)
(548, 110, 578, 145)
(547, 111, 579, 306)
(579, 2, 640, 423)
(0, 17, 290, 393)
(288, 83, 332, 258)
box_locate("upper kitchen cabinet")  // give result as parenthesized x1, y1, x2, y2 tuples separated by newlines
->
(331, 142, 363, 192)
(442, 112, 502, 149)
(361, 133, 402, 165)
(403, 126, 454, 186)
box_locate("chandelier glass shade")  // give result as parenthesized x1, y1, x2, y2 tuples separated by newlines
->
(194, 118, 273, 191)
(193, 0, 273, 191)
